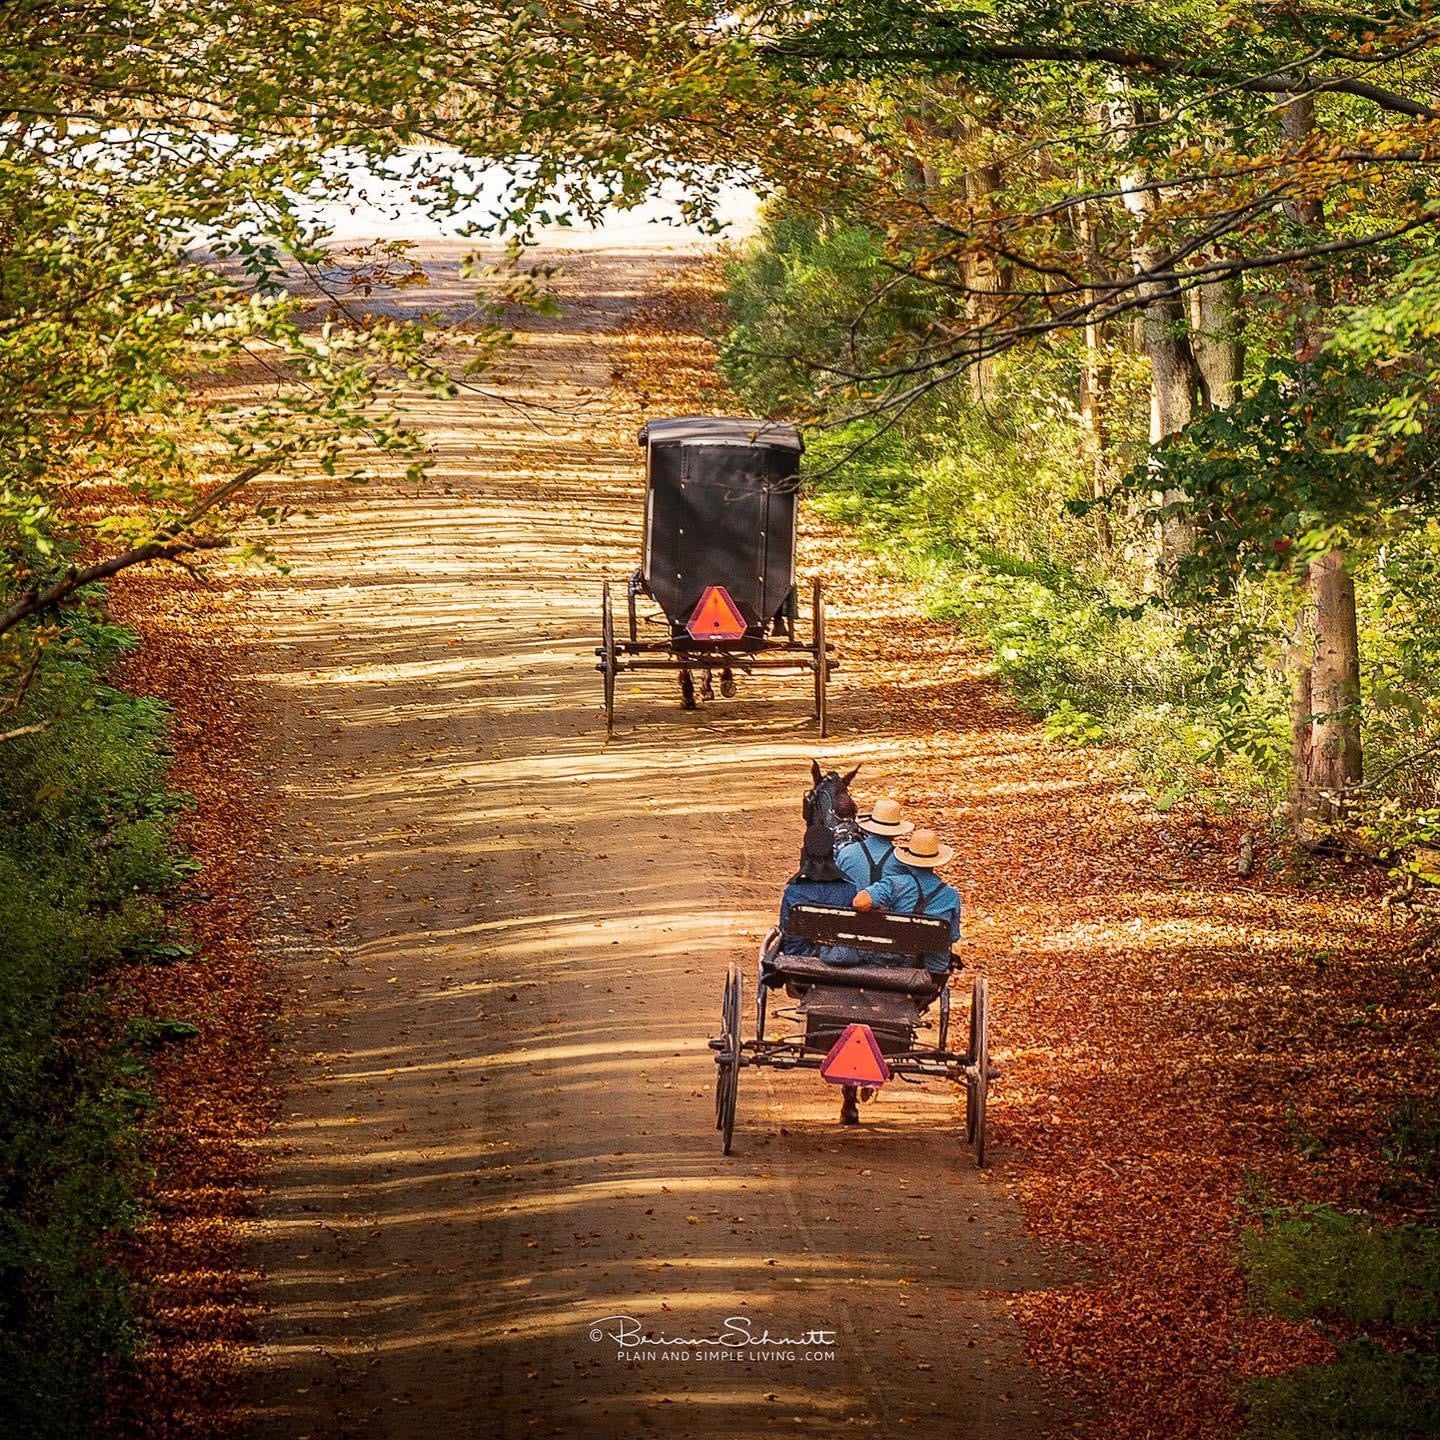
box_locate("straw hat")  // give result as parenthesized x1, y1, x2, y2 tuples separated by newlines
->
(893, 828, 955, 869)
(857, 797, 914, 837)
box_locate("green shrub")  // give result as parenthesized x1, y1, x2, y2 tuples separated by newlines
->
(1241, 1205, 1440, 1330)
(1240, 1203, 1440, 1440)
(1243, 1342, 1440, 1440)
(0, 602, 190, 1437)
(721, 211, 1440, 819)
(719, 214, 940, 415)
(721, 214, 1257, 802)
(1382, 1095, 1440, 1200)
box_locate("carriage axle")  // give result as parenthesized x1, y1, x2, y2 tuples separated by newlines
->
(597, 576, 835, 736)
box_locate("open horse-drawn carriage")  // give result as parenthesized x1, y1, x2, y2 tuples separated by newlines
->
(711, 916, 991, 1166)
(709, 769, 992, 1166)
(595, 417, 836, 734)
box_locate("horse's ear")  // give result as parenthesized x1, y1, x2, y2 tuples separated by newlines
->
(811, 759, 823, 785)
(841, 765, 860, 788)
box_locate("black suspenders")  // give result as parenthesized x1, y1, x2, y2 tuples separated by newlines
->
(909, 875, 943, 915)
(860, 845, 943, 918)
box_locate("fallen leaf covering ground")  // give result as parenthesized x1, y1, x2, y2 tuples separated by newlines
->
(104, 568, 276, 1439)
(609, 260, 1440, 1437)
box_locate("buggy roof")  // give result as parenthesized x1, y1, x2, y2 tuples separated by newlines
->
(638, 415, 803, 452)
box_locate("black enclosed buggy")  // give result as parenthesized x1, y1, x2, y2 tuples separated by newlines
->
(595, 415, 836, 733)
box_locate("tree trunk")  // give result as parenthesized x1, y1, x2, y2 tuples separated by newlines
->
(963, 126, 1005, 400)
(1188, 274, 1244, 408)
(1279, 88, 1364, 839)
(1137, 263, 1196, 564)
(1107, 76, 1197, 564)
(1076, 194, 1113, 549)
(916, 93, 941, 190)
(1291, 554, 1363, 838)
(1288, 583, 1314, 823)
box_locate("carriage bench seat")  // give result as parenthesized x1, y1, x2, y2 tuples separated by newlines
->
(764, 904, 956, 997)
(764, 954, 941, 998)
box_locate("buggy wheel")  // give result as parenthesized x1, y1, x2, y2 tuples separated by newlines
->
(812, 578, 828, 737)
(601, 580, 617, 735)
(679, 667, 697, 710)
(965, 976, 990, 1167)
(714, 963, 742, 1154)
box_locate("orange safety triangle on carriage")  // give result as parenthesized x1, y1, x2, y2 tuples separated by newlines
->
(819, 1024, 892, 1087)
(686, 585, 748, 642)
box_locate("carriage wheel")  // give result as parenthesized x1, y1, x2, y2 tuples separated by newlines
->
(601, 580, 617, 735)
(714, 963, 742, 1154)
(626, 572, 640, 644)
(713, 966, 732, 1129)
(811, 578, 828, 737)
(965, 976, 990, 1167)
(680, 667, 697, 710)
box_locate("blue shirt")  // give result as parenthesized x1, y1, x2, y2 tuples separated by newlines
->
(778, 877, 858, 955)
(836, 834, 902, 889)
(864, 865, 961, 972)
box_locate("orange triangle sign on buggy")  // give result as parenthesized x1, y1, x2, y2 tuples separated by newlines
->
(686, 585, 748, 642)
(819, 1023, 891, 1087)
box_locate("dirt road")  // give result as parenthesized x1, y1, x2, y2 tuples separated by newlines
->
(238, 243, 1066, 1438)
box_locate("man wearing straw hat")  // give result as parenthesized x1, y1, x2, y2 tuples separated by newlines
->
(834, 796, 912, 890)
(849, 828, 962, 978)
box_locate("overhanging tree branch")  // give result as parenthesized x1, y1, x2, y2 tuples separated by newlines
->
(0, 456, 279, 638)
(764, 31, 1440, 120)
(771, 213, 1440, 419)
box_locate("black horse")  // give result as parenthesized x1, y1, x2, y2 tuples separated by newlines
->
(801, 759, 878, 1125)
(803, 760, 861, 851)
